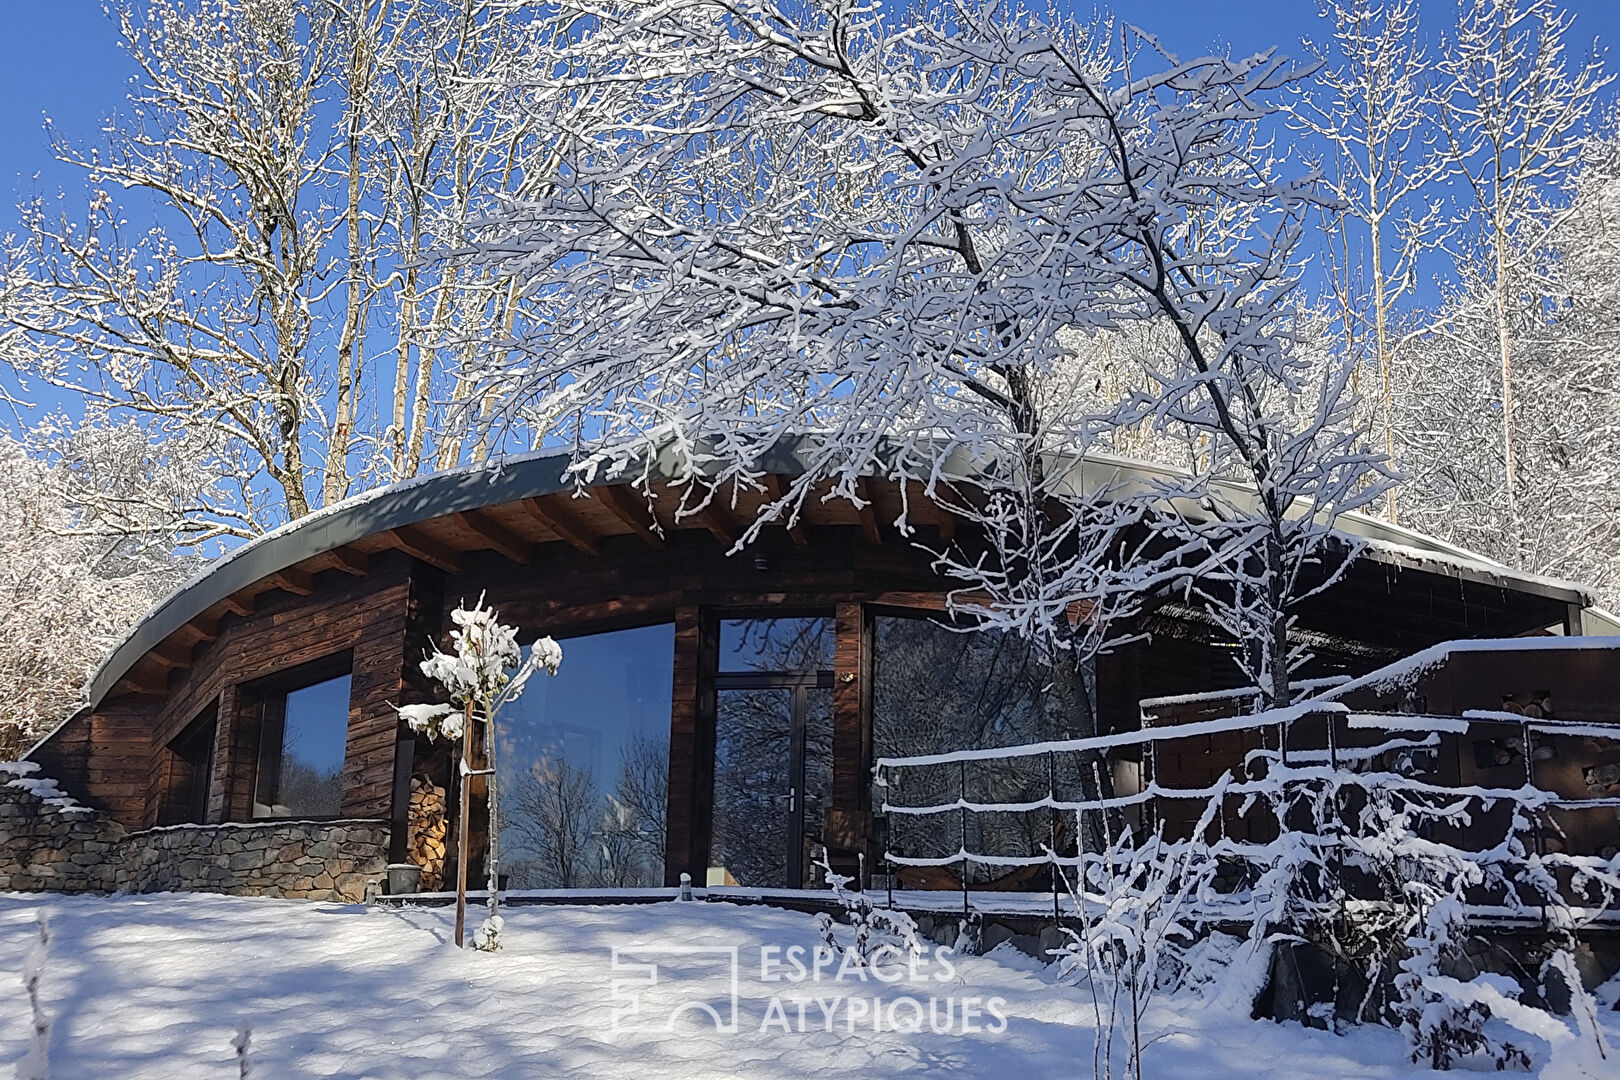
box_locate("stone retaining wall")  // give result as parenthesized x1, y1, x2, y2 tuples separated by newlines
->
(1, 762, 388, 902)
(0, 762, 124, 893)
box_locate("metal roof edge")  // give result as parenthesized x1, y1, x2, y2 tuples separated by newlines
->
(78, 438, 1602, 711)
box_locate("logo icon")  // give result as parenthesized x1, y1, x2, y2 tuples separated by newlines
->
(610, 945, 741, 1033)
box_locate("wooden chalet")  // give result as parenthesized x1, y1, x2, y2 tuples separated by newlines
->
(21, 442, 1614, 897)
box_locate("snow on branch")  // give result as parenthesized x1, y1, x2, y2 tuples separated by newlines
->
(468, 0, 1393, 708)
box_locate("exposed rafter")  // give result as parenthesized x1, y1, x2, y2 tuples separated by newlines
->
(146, 639, 193, 672)
(596, 485, 665, 549)
(116, 666, 169, 697)
(523, 496, 600, 557)
(383, 525, 461, 573)
(689, 494, 737, 547)
(854, 477, 882, 545)
(324, 546, 369, 576)
(171, 618, 219, 648)
(220, 593, 255, 619)
(269, 567, 314, 596)
(457, 509, 534, 564)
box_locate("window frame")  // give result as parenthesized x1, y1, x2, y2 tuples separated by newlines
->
(247, 651, 355, 821)
(157, 701, 218, 827)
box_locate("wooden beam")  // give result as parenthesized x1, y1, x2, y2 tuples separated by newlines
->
(456, 509, 534, 564)
(596, 486, 666, 549)
(269, 567, 314, 596)
(691, 496, 737, 547)
(111, 679, 165, 701)
(522, 496, 600, 557)
(171, 618, 218, 648)
(764, 475, 808, 546)
(383, 525, 461, 573)
(854, 477, 882, 545)
(220, 593, 255, 619)
(937, 509, 955, 544)
(325, 546, 369, 576)
(146, 640, 192, 671)
(117, 666, 170, 697)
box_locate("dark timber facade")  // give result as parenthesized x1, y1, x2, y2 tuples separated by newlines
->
(22, 448, 1606, 894)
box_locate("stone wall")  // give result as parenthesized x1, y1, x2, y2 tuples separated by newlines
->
(1, 762, 388, 902)
(0, 762, 124, 893)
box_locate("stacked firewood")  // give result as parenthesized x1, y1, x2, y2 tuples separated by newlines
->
(408, 776, 448, 890)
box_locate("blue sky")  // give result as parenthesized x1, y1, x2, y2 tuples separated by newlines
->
(0, 0, 1614, 479)
(2, 2, 1615, 207)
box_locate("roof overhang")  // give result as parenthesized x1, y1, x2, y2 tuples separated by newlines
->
(67, 439, 1597, 720)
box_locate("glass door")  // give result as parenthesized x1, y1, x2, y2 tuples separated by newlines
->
(709, 617, 834, 889)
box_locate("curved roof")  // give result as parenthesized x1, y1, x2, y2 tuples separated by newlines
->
(76, 441, 1598, 715)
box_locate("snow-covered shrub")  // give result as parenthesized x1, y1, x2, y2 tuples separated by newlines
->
(1240, 736, 1596, 1068)
(232, 1026, 253, 1079)
(1055, 788, 1223, 1080)
(1393, 890, 1529, 1070)
(398, 596, 561, 949)
(810, 850, 923, 969)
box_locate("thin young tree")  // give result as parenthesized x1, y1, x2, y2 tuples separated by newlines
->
(1435, 0, 1610, 554)
(1291, 0, 1448, 523)
(398, 598, 560, 947)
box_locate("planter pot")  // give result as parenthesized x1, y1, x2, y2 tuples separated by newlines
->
(386, 862, 423, 895)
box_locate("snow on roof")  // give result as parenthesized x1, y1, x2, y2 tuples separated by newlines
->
(1309, 635, 1620, 704)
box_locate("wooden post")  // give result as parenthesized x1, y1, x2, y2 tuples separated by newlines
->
(485, 699, 501, 938)
(454, 704, 472, 949)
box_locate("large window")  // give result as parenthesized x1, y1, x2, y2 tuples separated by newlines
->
(872, 615, 1092, 887)
(253, 672, 351, 819)
(496, 623, 674, 889)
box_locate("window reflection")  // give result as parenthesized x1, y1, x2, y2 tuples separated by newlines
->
(710, 685, 833, 888)
(255, 674, 350, 819)
(497, 623, 673, 888)
(710, 616, 834, 889)
(719, 617, 832, 673)
(872, 615, 1091, 887)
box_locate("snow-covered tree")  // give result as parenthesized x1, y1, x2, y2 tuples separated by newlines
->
(399, 597, 560, 948)
(1394, 126, 1620, 603)
(0, 426, 194, 759)
(1434, 0, 1611, 553)
(0, 0, 551, 536)
(1290, 0, 1448, 523)
(467, 0, 1392, 710)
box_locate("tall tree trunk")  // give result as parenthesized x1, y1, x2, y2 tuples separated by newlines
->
(1493, 214, 1519, 555)
(1369, 207, 1397, 523)
(325, 30, 370, 508)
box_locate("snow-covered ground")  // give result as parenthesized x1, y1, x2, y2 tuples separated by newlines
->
(0, 891, 1612, 1079)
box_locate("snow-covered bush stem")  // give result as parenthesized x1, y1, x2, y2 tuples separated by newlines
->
(232, 1026, 253, 1080)
(1545, 948, 1611, 1066)
(398, 596, 560, 948)
(20, 913, 51, 1080)
(1056, 782, 1224, 1080)
(810, 848, 924, 968)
